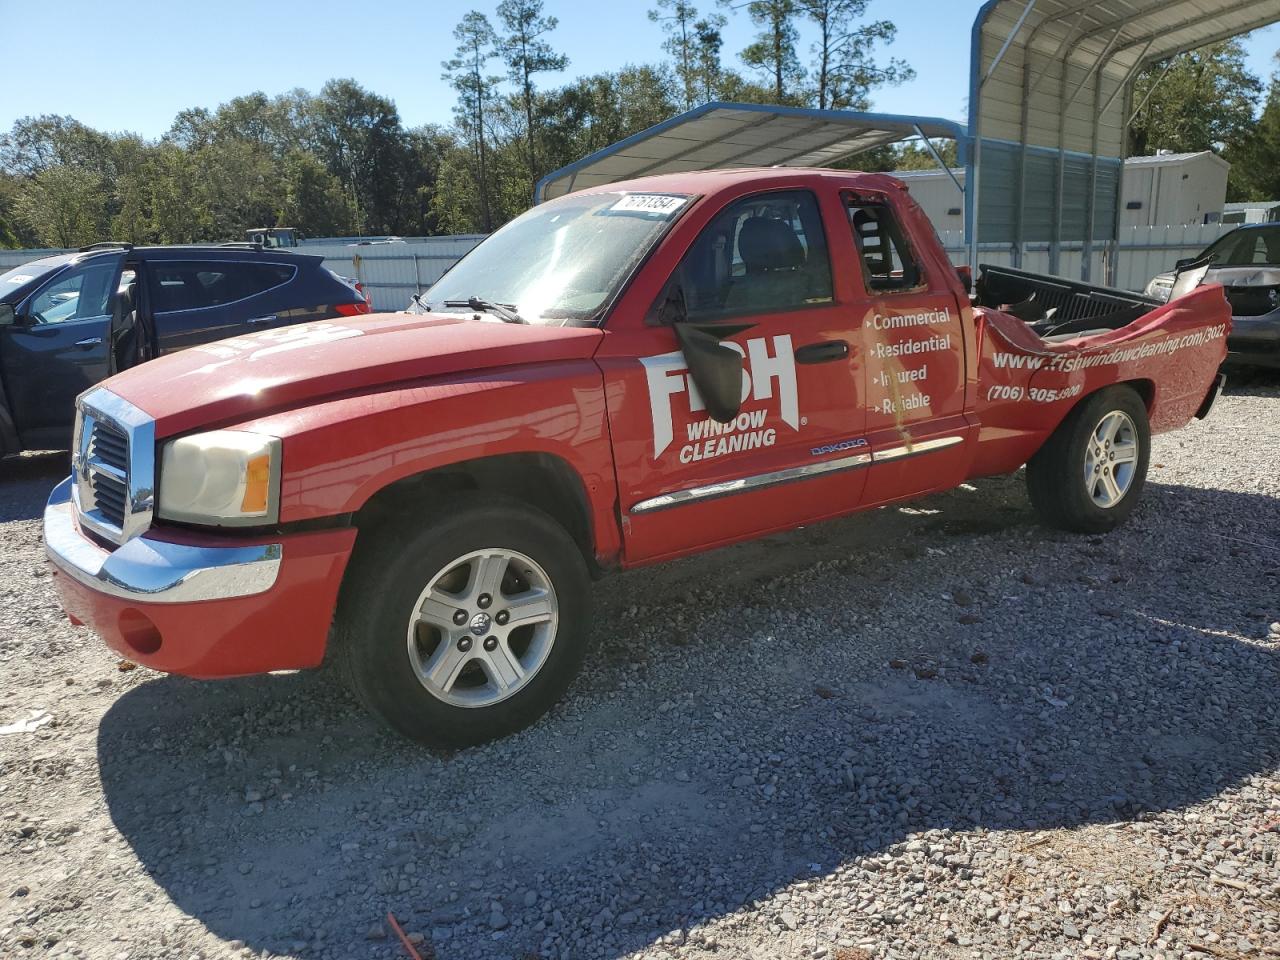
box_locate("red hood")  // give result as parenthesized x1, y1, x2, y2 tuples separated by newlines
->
(102, 312, 604, 437)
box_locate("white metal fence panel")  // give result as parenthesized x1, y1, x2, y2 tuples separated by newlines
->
(306, 238, 485, 310)
(1109, 223, 1236, 291)
(935, 223, 1236, 291)
(0, 223, 1245, 309)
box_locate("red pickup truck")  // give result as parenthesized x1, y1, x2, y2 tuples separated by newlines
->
(43, 169, 1229, 746)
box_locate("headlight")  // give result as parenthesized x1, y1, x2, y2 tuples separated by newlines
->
(157, 431, 281, 526)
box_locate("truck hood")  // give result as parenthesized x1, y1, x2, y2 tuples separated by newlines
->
(101, 312, 604, 437)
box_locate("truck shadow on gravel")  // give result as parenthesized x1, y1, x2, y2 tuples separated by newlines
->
(95, 477, 1280, 959)
(0, 451, 67, 522)
(1222, 366, 1280, 398)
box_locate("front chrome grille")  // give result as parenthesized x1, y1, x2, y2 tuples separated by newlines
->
(87, 420, 129, 529)
(72, 388, 156, 546)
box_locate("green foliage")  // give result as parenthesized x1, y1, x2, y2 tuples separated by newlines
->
(890, 140, 958, 171)
(735, 0, 806, 103)
(796, 0, 913, 110)
(0, 3, 924, 246)
(498, 0, 570, 195)
(650, 1, 729, 109)
(1226, 62, 1280, 202)
(1130, 41, 1262, 157)
(443, 11, 502, 231)
(13, 164, 109, 248)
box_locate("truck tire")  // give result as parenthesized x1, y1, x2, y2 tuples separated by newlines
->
(334, 494, 591, 747)
(1026, 385, 1150, 534)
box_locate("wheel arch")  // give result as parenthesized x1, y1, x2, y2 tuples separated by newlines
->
(1051, 378, 1153, 438)
(351, 452, 608, 575)
(1117, 377, 1155, 414)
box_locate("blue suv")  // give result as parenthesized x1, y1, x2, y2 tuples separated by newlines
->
(0, 243, 369, 455)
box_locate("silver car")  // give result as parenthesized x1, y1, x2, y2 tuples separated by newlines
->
(1146, 224, 1280, 369)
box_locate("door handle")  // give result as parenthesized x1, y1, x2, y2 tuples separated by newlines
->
(795, 339, 849, 364)
(246, 315, 277, 325)
(74, 337, 103, 349)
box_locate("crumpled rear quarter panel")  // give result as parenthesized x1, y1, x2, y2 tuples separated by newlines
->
(969, 285, 1230, 476)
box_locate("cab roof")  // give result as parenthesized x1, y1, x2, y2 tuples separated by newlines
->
(561, 167, 907, 202)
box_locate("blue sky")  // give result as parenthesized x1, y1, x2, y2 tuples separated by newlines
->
(3, 0, 1277, 138)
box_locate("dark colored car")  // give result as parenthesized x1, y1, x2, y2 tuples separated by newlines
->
(1145, 223, 1280, 369)
(0, 243, 370, 455)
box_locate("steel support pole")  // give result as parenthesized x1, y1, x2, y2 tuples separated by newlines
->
(1052, 56, 1069, 276)
(1084, 67, 1102, 282)
(1018, 9, 1086, 271)
(971, 0, 1038, 277)
(984, 0, 1038, 82)
(914, 125, 965, 196)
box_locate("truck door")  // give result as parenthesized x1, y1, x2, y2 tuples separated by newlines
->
(0, 253, 123, 448)
(843, 192, 973, 505)
(599, 187, 870, 564)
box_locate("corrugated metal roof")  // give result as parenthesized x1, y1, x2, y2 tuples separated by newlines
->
(1124, 152, 1210, 165)
(536, 102, 965, 202)
(971, 1, 1280, 159)
(967, 0, 1280, 258)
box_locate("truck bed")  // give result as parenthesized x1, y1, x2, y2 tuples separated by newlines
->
(975, 264, 1162, 341)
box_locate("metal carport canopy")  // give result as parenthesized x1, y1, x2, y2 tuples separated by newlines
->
(535, 102, 967, 203)
(968, 0, 1280, 274)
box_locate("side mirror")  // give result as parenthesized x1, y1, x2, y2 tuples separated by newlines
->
(1174, 257, 1194, 270)
(0, 302, 14, 327)
(647, 280, 688, 326)
(673, 322, 749, 424)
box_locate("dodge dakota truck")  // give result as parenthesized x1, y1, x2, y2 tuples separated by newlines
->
(42, 169, 1229, 747)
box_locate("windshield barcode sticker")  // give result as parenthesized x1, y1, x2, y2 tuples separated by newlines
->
(610, 194, 688, 216)
(4, 275, 32, 284)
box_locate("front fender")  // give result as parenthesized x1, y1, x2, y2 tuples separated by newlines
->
(231, 361, 620, 558)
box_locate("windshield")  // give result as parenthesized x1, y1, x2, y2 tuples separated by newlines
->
(424, 191, 692, 324)
(1201, 227, 1280, 267)
(0, 257, 71, 300)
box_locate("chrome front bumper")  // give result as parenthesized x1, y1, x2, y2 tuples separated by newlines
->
(43, 478, 282, 604)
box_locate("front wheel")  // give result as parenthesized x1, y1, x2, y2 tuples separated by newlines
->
(1026, 386, 1151, 533)
(335, 495, 592, 747)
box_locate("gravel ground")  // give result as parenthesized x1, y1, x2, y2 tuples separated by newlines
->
(1, 373, 1277, 960)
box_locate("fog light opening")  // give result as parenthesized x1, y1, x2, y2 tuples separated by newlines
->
(118, 609, 162, 656)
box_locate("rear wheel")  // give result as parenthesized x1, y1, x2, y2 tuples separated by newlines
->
(335, 495, 591, 747)
(1026, 386, 1150, 533)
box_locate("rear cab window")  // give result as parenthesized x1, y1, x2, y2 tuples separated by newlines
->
(846, 197, 927, 295)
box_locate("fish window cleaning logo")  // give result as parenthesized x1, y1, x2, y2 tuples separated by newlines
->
(640, 335, 800, 463)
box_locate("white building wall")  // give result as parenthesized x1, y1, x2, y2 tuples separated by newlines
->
(1118, 152, 1229, 229)
(891, 169, 968, 235)
(894, 151, 1230, 235)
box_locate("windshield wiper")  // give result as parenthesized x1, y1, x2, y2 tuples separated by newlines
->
(442, 297, 526, 324)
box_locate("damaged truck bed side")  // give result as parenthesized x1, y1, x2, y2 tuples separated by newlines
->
(43, 168, 1230, 746)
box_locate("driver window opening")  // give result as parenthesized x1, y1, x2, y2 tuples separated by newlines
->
(27, 261, 117, 325)
(669, 189, 834, 322)
(847, 200, 923, 293)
